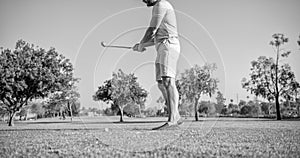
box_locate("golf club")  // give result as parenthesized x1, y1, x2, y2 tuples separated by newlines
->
(100, 41, 132, 49)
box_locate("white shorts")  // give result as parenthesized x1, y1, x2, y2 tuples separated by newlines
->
(155, 37, 180, 81)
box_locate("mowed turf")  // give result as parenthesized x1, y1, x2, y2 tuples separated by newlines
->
(0, 116, 299, 157)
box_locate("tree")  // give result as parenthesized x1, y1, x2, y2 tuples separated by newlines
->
(198, 104, 209, 114)
(289, 81, 300, 117)
(214, 91, 226, 114)
(47, 84, 80, 121)
(129, 76, 148, 116)
(123, 104, 140, 117)
(261, 102, 270, 115)
(16, 106, 30, 121)
(144, 107, 158, 117)
(93, 69, 148, 122)
(156, 106, 168, 117)
(220, 107, 228, 115)
(179, 101, 194, 116)
(30, 102, 45, 119)
(0, 105, 7, 121)
(65, 86, 80, 120)
(177, 64, 218, 121)
(214, 103, 224, 115)
(284, 81, 300, 116)
(92, 79, 119, 115)
(240, 105, 252, 115)
(242, 34, 299, 120)
(93, 79, 113, 108)
(156, 96, 166, 111)
(0, 40, 78, 126)
(297, 35, 300, 47)
(198, 101, 216, 116)
(103, 107, 114, 116)
(70, 101, 81, 116)
(251, 105, 260, 117)
(216, 91, 226, 105)
(238, 100, 246, 107)
(110, 70, 147, 121)
(242, 58, 297, 119)
(177, 80, 194, 116)
(44, 94, 64, 118)
(228, 101, 239, 114)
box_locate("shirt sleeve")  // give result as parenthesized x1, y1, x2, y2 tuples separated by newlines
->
(150, 3, 168, 29)
(140, 3, 168, 44)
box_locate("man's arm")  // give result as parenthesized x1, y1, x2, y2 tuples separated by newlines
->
(139, 27, 156, 47)
(139, 3, 167, 48)
(133, 27, 155, 52)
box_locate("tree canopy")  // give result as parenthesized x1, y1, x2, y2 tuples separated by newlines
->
(46, 84, 80, 120)
(242, 34, 299, 120)
(177, 63, 218, 121)
(0, 40, 78, 126)
(93, 69, 148, 122)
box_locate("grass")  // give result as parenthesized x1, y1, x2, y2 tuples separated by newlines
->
(0, 116, 299, 157)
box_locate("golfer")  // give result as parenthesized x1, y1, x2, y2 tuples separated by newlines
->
(133, 0, 182, 130)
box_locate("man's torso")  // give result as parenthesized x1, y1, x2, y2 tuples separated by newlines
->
(153, 0, 178, 42)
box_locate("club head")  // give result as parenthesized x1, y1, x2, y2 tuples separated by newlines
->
(100, 41, 106, 47)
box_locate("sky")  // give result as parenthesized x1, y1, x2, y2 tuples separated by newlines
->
(1, 0, 300, 109)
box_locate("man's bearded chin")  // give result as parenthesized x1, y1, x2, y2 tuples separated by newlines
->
(143, 0, 158, 7)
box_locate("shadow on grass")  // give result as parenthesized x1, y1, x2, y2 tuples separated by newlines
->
(24, 118, 291, 126)
(217, 117, 300, 121)
(22, 120, 166, 125)
(15, 117, 300, 127)
(73, 120, 166, 125)
(113, 120, 166, 124)
(130, 127, 154, 131)
(24, 121, 72, 124)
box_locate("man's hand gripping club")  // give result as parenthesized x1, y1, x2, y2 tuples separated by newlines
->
(133, 27, 156, 52)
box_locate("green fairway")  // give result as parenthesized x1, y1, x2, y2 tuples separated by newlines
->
(1, 117, 299, 157)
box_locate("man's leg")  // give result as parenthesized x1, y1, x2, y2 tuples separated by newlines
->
(162, 77, 180, 124)
(157, 80, 170, 121)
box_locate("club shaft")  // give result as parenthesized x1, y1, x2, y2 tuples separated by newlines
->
(104, 45, 132, 49)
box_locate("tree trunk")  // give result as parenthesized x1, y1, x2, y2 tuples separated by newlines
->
(8, 112, 16, 126)
(60, 110, 62, 119)
(68, 101, 73, 122)
(267, 102, 271, 115)
(62, 112, 66, 120)
(296, 93, 300, 117)
(297, 98, 300, 117)
(138, 104, 142, 116)
(298, 103, 300, 117)
(274, 45, 281, 120)
(194, 97, 199, 121)
(275, 94, 281, 120)
(120, 108, 124, 122)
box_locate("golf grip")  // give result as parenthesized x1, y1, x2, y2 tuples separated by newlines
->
(100, 42, 150, 51)
(105, 45, 147, 51)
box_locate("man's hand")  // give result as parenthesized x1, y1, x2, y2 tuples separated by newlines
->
(133, 43, 146, 52)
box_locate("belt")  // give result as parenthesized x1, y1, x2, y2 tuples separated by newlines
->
(155, 36, 178, 44)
